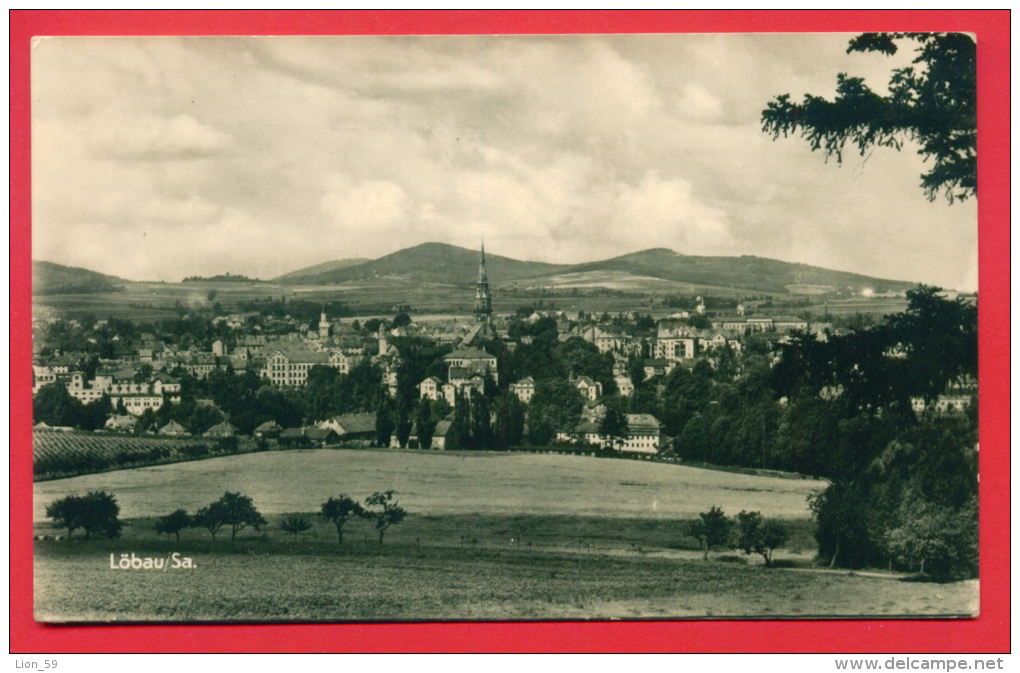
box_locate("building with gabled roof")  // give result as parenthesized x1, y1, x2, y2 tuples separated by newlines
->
(261, 347, 357, 387)
(573, 375, 603, 401)
(442, 346, 498, 384)
(158, 420, 190, 436)
(557, 413, 663, 454)
(104, 414, 138, 432)
(204, 421, 239, 438)
(318, 412, 377, 439)
(510, 376, 536, 404)
(419, 376, 443, 401)
(254, 420, 283, 438)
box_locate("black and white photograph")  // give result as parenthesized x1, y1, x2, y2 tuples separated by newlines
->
(31, 32, 978, 622)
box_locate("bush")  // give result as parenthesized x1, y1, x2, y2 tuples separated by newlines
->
(193, 491, 267, 541)
(364, 490, 406, 546)
(181, 443, 210, 458)
(45, 490, 122, 540)
(217, 436, 239, 453)
(687, 506, 731, 560)
(155, 509, 191, 542)
(279, 515, 313, 538)
(885, 495, 977, 579)
(734, 510, 788, 567)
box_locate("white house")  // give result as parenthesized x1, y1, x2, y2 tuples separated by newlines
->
(510, 376, 536, 404)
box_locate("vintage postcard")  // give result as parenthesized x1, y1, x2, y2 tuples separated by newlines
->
(29, 31, 980, 624)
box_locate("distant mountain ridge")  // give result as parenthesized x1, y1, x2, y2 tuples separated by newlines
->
(33, 261, 127, 295)
(34, 244, 924, 298)
(277, 242, 572, 286)
(276, 242, 920, 295)
(273, 258, 370, 282)
(564, 248, 918, 295)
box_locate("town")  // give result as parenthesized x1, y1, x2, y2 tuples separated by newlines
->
(32, 244, 974, 462)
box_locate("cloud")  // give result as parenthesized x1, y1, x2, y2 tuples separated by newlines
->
(674, 84, 724, 121)
(611, 171, 735, 254)
(321, 175, 409, 232)
(29, 35, 977, 291)
(88, 111, 232, 161)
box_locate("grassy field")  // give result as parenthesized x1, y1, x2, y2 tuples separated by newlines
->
(34, 537, 978, 622)
(34, 273, 912, 323)
(33, 449, 826, 522)
(33, 451, 977, 621)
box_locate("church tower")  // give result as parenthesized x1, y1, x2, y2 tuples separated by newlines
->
(318, 306, 331, 341)
(474, 241, 493, 323)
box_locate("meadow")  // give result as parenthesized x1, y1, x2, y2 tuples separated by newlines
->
(33, 273, 909, 323)
(34, 536, 978, 622)
(33, 450, 978, 621)
(33, 448, 826, 522)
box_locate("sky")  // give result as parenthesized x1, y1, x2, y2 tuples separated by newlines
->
(31, 34, 977, 290)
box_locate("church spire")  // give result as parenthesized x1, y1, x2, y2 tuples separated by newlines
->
(478, 239, 488, 283)
(474, 239, 492, 322)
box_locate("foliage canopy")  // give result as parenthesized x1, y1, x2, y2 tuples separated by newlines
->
(762, 33, 976, 203)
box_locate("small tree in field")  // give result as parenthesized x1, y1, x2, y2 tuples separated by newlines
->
(320, 495, 365, 544)
(687, 506, 731, 561)
(193, 503, 225, 540)
(364, 490, 407, 546)
(46, 495, 84, 540)
(735, 510, 789, 567)
(219, 492, 267, 541)
(194, 492, 266, 541)
(279, 515, 313, 539)
(155, 509, 191, 543)
(46, 491, 122, 540)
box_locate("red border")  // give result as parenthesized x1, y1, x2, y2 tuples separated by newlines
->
(10, 10, 1010, 653)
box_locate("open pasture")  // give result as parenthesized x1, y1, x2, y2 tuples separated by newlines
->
(33, 448, 826, 522)
(34, 538, 978, 621)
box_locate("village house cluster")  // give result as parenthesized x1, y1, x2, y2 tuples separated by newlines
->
(33, 245, 971, 450)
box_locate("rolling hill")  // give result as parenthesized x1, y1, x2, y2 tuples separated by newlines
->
(32, 261, 128, 295)
(276, 242, 572, 286)
(276, 243, 919, 296)
(563, 248, 918, 295)
(272, 257, 370, 282)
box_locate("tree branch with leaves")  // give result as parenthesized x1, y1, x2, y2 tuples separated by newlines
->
(762, 32, 975, 203)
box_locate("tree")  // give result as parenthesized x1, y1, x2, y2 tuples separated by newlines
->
(45, 495, 83, 539)
(885, 495, 976, 578)
(493, 393, 525, 450)
(33, 381, 83, 428)
(364, 490, 407, 546)
(155, 509, 192, 543)
(279, 515, 313, 539)
(444, 393, 472, 450)
(734, 510, 788, 567)
(375, 397, 395, 447)
(395, 402, 413, 448)
(598, 407, 629, 451)
(193, 504, 225, 539)
(415, 398, 437, 450)
(392, 311, 412, 328)
(80, 393, 113, 431)
(687, 506, 731, 561)
(320, 495, 365, 544)
(195, 492, 266, 541)
(679, 413, 711, 462)
(45, 491, 122, 540)
(187, 404, 224, 435)
(762, 33, 976, 203)
(527, 380, 584, 446)
(470, 395, 493, 450)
